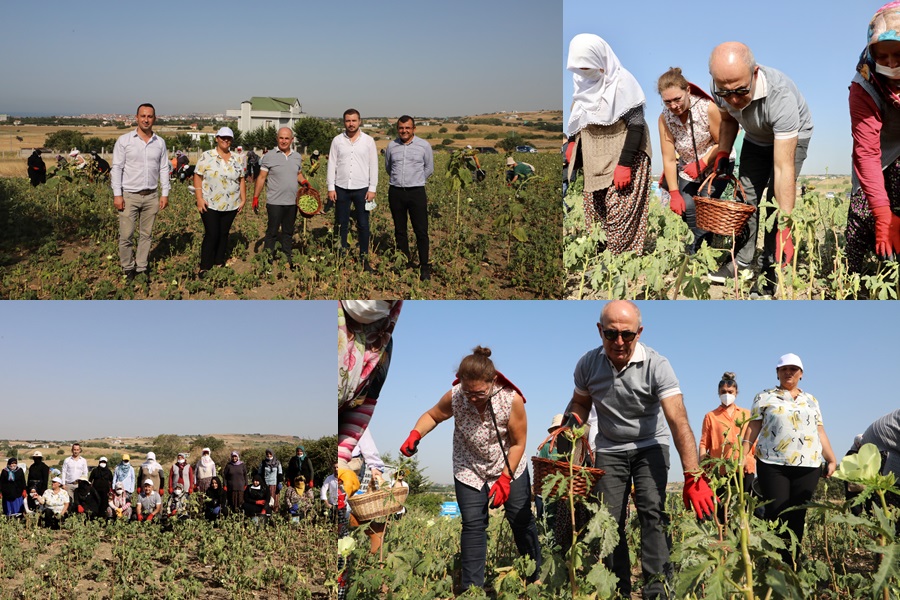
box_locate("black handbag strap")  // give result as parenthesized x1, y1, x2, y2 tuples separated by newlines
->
(485, 389, 515, 481)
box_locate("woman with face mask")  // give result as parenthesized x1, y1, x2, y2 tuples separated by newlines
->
(698, 372, 756, 524)
(566, 33, 652, 256)
(847, 1, 900, 273)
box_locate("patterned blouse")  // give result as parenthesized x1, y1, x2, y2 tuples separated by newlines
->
(451, 383, 527, 490)
(41, 488, 68, 514)
(750, 387, 823, 468)
(662, 95, 715, 182)
(195, 149, 245, 211)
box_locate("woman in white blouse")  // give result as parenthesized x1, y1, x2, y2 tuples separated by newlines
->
(400, 346, 539, 593)
(34, 476, 68, 529)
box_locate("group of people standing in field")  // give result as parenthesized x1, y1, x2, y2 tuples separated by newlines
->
(568, 1, 900, 295)
(108, 103, 435, 284)
(0, 443, 317, 529)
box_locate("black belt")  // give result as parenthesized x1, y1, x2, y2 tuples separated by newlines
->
(127, 189, 156, 196)
(389, 184, 425, 190)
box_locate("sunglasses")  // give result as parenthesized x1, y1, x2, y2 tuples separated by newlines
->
(714, 86, 751, 98)
(602, 329, 637, 342)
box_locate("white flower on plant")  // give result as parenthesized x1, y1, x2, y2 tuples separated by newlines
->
(337, 537, 356, 557)
(426, 519, 435, 527)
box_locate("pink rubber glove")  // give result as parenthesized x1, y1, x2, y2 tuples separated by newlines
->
(872, 205, 893, 258)
(776, 226, 794, 266)
(613, 165, 631, 191)
(683, 472, 715, 519)
(488, 473, 511, 509)
(669, 190, 685, 216)
(682, 159, 707, 180)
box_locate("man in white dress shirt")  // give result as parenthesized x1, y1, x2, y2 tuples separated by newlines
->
(327, 108, 378, 272)
(111, 103, 170, 283)
(61, 443, 88, 501)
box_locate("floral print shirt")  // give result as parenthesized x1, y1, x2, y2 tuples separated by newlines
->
(750, 387, 823, 468)
(452, 383, 527, 490)
(195, 149, 245, 211)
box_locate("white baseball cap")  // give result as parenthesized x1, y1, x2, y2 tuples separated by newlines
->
(776, 353, 804, 371)
(216, 127, 235, 138)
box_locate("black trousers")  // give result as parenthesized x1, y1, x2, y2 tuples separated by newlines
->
(388, 186, 429, 267)
(264, 204, 297, 260)
(199, 208, 238, 270)
(756, 461, 820, 567)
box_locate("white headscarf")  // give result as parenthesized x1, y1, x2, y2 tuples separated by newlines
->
(566, 34, 645, 136)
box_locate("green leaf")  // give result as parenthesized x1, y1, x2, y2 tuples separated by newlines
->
(511, 226, 528, 242)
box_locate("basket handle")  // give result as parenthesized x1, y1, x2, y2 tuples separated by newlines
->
(700, 172, 746, 203)
(537, 426, 589, 465)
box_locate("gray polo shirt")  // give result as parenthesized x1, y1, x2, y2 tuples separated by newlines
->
(711, 65, 813, 146)
(385, 136, 434, 188)
(573, 343, 681, 452)
(861, 409, 900, 477)
(259, 149, 304, 206)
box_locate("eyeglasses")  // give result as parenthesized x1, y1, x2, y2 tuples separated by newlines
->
(462, 383, 497, 401)
(714, 87, 752, 98)
(602, 329, 637, 342)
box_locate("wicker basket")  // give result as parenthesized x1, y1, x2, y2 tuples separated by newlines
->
(531, 426, 604, 498)
(348, 485, 408, 522)
(297, 185, 323, 218)
(694, 174, 755, 236)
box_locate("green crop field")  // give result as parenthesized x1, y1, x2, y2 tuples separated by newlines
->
(0, 152, 561, 300)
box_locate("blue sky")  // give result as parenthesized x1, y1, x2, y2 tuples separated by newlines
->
(0, 301, 335, 440)
(0, 0, 559, 118)
(368, 300, 898, 485)
(563, 0, 881, 175)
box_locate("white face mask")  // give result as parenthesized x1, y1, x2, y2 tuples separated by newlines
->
(178, 459, 185, 465)
(175, 489, 183, 497)
(116, 489, 124, 495)
(719, 393, 736, 407)
(875, 63, 900, 79)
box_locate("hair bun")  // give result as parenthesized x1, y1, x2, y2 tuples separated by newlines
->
(722, 371, 736, 381)
(473, 346, 492, 358)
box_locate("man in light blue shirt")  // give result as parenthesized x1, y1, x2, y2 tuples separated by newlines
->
(384, 116, 435, 280)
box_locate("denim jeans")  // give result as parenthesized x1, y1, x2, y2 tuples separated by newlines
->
(335, 186, 370, 256)
(735, 138, 810, 268)
(454, 471, 541, 590)
(593, 444, 672, 599)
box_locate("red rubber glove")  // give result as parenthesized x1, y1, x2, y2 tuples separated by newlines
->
(138, 513, 144, 522)
(21, 490, 27, 498)
(146, 513, 154, 521)
(256, 499, 265, 505)
(713, 151, 732, 177)
(775, 226, 794, 266)
(890, 214, 900, 256)
(669, 190, 685, 216)
(872, 205, 893, 258)
(683, 472, 715, 519)
(682, 159, 707, 180)
(252, 196, 259, 210)
(77, 505, 84, 513)
(400, 430, 422, 457)
(613, 165, 631, 191)
(488, 473, 512, 509)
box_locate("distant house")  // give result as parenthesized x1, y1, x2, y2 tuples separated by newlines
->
(226, 97, 305, 134)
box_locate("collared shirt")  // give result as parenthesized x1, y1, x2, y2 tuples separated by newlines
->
(259, 148, 305, 206)
(61, 456, 88, 484)
(321, 474, 339, 505)
(574, 343, 681, 452)
(384, 135, 434, 188)
(750, 387, 823, 467)
(110, 129, 170, 196)
(711, 65, 813, 146)
(195, 149, 245, 211)
(327, 131, 378, 192)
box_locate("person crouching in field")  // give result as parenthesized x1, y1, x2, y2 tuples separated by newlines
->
(243, 473, 270, 522)
(34, 477, 68, 529)
(107, 482, 132, 521)
(167, 483, 189, 521)
(204, 476, 227, 521)
(135, 479, 162, 523)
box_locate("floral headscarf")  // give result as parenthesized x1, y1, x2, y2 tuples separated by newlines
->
(338, 301, 402, 409)
(857, 1, 900, 109)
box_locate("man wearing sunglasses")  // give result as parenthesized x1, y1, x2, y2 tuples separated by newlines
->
(707, 42, 813, 297)
(564, 300, 713, 600)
